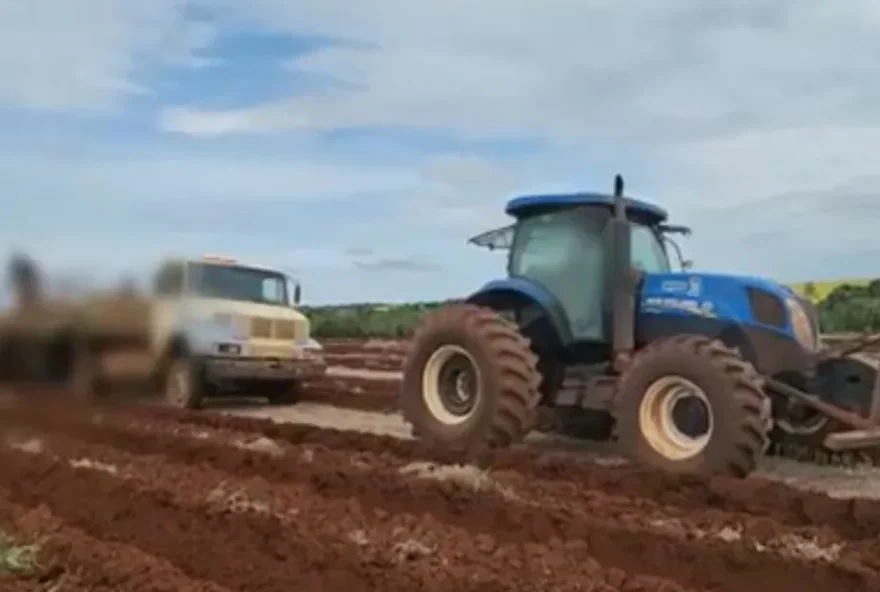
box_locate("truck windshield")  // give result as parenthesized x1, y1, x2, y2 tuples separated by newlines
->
(631, 224, 671, 273)
(187, 263, 289, 306)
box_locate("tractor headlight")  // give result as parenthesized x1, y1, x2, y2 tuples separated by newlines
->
(786, 297, 818, 351)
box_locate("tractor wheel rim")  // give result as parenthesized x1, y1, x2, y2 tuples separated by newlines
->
(421, 345, 480, 426)
(639, 375, 714, 461)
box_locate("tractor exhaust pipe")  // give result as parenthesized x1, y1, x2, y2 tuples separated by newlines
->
(610, 174, 635, 370)
(613, 174, 625, 220)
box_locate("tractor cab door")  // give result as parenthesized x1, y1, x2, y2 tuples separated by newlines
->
(509, 210, 606, 341)
(629, 224, 671, 275)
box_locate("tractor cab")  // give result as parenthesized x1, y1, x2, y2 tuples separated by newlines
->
(468, 178, 688, 347)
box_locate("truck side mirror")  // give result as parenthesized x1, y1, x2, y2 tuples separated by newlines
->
(293, 283, 302, 305)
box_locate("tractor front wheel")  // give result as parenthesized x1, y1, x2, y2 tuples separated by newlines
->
(400, 304, 541, 451)
(615, 335, 771, 477)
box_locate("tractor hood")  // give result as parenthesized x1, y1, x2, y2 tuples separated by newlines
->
(640, 271, 819, 346)
(641, 271, 794, 303)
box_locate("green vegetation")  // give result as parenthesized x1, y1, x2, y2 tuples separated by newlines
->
(0, 532, 41, 575)
(814, 280, 880, 333)
(304, 301, 453, 339)
(788, 278, 872, 304)
(306, 279, 880, 339)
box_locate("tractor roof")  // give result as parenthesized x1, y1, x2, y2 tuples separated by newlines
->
(505, 192, 668, 224)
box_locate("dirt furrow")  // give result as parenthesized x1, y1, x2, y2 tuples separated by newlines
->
(0, 437, 702, 592)
(0, 445, 451, 592)
(324, 353, 404, 371)
(4, 414, 879, 591)
(321, 339, 407, 356)
(128, 405, 880, 540)
(0, 488, 231, 592)
(9, 400, 880, 541)
(300, 381, 397, 412)
(6, 421, 851, 560)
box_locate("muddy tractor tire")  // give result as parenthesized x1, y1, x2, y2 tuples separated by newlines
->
(164, 358, 209, 410)
(615, 334, 771, 478)
(400, 304, 542, 451)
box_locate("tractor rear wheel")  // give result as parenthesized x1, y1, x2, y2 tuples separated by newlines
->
(400, 304, 541, 451)
(615, 334, 770, 477)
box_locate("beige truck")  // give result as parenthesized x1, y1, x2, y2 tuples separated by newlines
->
(0, 254, 326, 408)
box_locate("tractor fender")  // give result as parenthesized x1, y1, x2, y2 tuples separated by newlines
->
(466, 278, 573, 346)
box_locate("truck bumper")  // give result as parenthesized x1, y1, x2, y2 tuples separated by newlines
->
(203, 353, 327, 382)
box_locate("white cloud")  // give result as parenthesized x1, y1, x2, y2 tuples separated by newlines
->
(0, 0, 211, 110)
(5, 0, 880, 299)
(155, 2, 880, 266)
(0, 149, 420, 205)
(159, 105, 311, 136)
(165, 1, 880, 140)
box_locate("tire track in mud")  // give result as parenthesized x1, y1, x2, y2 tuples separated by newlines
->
(3, 409, 879, 591)
(134, 405, 880, 541)
(1, 431, 701, 592)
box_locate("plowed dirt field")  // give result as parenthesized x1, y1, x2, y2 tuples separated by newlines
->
(2, 393, 880, 592)
(2, 337, 880, 591)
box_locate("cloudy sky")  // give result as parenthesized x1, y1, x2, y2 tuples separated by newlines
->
(2, 0, 879, 304)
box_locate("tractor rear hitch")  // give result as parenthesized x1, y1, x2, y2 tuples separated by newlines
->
(766, 378, 877, 430)
(766, 377, 880, 452)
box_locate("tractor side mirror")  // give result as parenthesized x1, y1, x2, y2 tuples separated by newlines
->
(293, 283, 302, 305)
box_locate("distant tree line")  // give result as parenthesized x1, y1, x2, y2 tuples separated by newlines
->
(814, 280, 880, 333)
(304, 301, 453, 339)
(305, 280, 880, 339)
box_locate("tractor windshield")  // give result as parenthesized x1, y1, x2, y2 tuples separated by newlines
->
(631, 224, 671, 273)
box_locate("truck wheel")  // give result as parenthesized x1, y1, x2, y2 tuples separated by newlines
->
(400, 304, 541, 451)
(615, 335, 770, 477)
(164, 358, 207, 410)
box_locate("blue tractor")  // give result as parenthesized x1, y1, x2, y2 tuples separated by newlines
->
(399, 176, 880, 477)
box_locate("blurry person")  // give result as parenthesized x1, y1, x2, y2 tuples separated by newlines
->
(5, 253, 45, 380)
(7, 253, 42, 310)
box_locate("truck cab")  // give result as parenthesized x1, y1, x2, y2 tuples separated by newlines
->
(149, 255, 326, 408)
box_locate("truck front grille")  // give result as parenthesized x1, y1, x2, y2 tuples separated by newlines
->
(275, 320, 297, 340)
(248, 317, 307, 342)
(250, 317, 273, 338)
